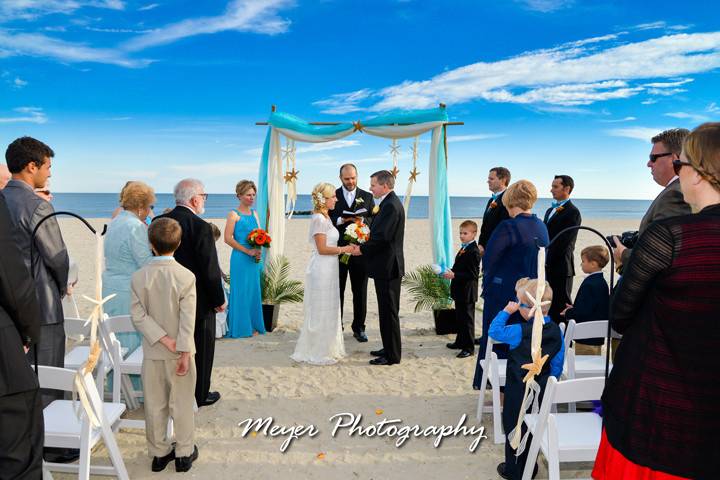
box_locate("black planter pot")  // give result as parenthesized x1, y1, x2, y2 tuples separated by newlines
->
(262, 304, 279, 332)
(433, 308, 457, 335)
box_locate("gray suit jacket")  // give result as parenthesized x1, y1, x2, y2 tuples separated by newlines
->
(621, 178, 691, 265)
(2, 180, 69, 326)
(130, 258, 197, 360)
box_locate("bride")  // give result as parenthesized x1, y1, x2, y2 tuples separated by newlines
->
(291, 182, 354, 365)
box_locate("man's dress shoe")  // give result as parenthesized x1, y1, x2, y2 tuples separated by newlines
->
(457, 349, 473, 358)
(353, 331, 368, 343)
(175, 445, 199, 472)
(369, 357, 398, 366)
(200, 391, 221, 407)
(152, 449, 175, 472)
(370, 348, 385, 357)
(446, 342, 461, 349)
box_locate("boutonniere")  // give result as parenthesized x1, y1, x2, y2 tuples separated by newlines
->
(355, 197, 364, 205)
(372, 205, 380, 215)
(458, 248, 466, 256)
(489, 201, 498, 209)
(555, 206, 565, 212)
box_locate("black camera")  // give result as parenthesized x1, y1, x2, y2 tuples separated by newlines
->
(606, 230, 639, 249)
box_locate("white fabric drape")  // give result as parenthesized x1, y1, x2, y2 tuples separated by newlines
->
(275, 127, 355, 143)
(427, 126, 443, 264)
(267, 129, 285, 262)
(361, 121, 445, 139)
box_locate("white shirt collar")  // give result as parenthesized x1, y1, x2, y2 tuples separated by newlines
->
(376, 193, 389, 205)
(587, 271, 603, 277)
(177, 204, 197, 214)
(666, 175, 679, 187)
(150, 256, 175, 262)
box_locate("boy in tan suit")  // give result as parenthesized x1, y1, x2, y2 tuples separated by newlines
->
(131, 218, 199, 472)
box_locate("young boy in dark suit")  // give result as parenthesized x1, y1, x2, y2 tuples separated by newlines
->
(444, 220, 482, 358)
(561, 245, 610, 355)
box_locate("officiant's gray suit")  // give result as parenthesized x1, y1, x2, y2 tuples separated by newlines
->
(3, 179, 69, 406)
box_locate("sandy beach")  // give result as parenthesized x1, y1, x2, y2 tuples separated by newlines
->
(56, 216, 637, 479)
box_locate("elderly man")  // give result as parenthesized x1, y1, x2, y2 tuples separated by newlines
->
(3, 137, 69, 408)
(0, 164, 10, 189)
(156, 179, 225, 407)
(613, 128, 692, 269)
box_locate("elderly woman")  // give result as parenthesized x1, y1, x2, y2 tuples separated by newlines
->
(593, 124, 720, 479)
(103, 181, 155, 354)
(472, 180, 549, 389)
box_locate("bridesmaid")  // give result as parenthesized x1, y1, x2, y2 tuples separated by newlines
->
(224, 180, 265, 338)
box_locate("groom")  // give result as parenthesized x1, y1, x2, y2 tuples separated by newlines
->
(352, 170, 405, 365)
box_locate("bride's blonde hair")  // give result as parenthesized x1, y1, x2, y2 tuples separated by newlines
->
(311, 182, 335, 213)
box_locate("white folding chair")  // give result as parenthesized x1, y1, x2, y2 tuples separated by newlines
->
(39, 366, 129, 480)
(521, 376, 604, 480)
(64, 317, 123, 395)
(476, 336, 507, 444)
(100, 315, 144, 427)
(564, 320, 612, 380)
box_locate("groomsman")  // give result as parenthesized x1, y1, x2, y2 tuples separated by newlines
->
(544, 175, 581, 323)
(353, 170, 405, 365)
(475, 167, 510, 345)
(156, 179, 226, 407)
(478, 167, 511, 250)
(329, 164, 375, 342)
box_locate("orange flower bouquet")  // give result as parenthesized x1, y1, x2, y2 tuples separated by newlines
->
(247, 228, 272, 263)
(341, 219, 370, 264)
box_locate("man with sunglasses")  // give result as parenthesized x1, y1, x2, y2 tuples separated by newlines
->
(613, 128, 691, 270)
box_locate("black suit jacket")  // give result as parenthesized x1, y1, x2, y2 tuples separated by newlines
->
(565, 273, 609, 345)
(543, 200, 582, 277)
(0, 193, 41, 397)
(478, 191, 510, 248)
(359, 191, 404, 280)
(329, 187, 375, 247)
(156, 206, 225, 314)
(450, 241, 481, 303)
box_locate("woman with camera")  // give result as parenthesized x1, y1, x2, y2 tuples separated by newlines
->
(593, 123, 720, 479)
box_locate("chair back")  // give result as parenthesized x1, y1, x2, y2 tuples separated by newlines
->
(38, 365, 77, 392)
(64, 317, 91, 338)
(565, 319, 608, 344)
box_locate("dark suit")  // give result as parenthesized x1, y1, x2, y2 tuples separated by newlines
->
(155, 206, 224, 404)
(564, 272, 609, 346)
(0, 192, 44, 478)
(543, 200, 581, 323)
(620, 178, 691, 267)
(359, 191, 404, 364)
(3, 179, 69, 407)
(450, 241, 481, 352)
(478, 191, 510, 248)
(328, 187, 375, 334)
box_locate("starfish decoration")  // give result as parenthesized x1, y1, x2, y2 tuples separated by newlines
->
(408, 167, 420, 182)
(281, 143, 296, 162)
(521, 354, 549, 383)
(284, 168, 299, 183)
(81, 293, 116, 328)
(389, 141, 400, 157)
(390, 166, 400, 178)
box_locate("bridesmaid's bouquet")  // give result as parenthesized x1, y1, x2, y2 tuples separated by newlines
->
(247, 228, 271, 263)
(340, 220, 370, 264)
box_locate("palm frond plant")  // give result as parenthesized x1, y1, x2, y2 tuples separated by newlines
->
(261, 255, 304, 305)
(403, 265, 453, 312)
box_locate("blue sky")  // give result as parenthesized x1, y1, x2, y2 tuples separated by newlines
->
(1, 0, 718, 199)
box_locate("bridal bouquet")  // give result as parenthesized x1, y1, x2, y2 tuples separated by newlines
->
(247, 228, 271, 263)
(340, 220, 370, 264)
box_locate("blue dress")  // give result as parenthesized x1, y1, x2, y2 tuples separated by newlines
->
(472, 213, 549, 389)
(226, 209, 265, 338)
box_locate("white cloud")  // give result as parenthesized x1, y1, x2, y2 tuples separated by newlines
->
(600, 116, 637, 123)
(297, 139, 359, 153)
(447, 133, 507, 143)
(0, 30, 151, 67)
(707, 102, 720, 113)
(122, 0, 293, 51)
(317, 31, 720, 113)
(13, 76, 27, 87)
(606, 127, 669, 142)
(517, 0, 574, 13)
(138, 3, 159, 11)
(641, 98, 659, 105)
(664, 111, 710, 122)
(0, 106, 48, 124)
(0, 1, 124, 21)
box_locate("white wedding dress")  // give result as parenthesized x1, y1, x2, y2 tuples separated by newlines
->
(291, 214, 346, 365)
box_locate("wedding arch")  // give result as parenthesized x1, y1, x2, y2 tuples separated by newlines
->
(255, 104, 462, 272)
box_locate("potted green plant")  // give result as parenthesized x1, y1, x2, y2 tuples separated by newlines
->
(260, 255, 304, 332)
(402, 265, 457, 335)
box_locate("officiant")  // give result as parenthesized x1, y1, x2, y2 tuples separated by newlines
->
(329, 164, 375, 343)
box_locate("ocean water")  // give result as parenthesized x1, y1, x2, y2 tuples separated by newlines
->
(51, 193, 651, 220)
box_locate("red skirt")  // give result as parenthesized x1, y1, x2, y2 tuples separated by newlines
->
(592, 429, 689, 480)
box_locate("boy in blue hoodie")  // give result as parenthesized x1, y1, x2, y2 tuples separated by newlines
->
(489, 278, 564, 480)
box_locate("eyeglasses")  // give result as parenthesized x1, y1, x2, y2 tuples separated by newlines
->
(672, 159, 693, 175)
(519, 303, 532, 309)
(649, 152, 674, 163)
(196, 193, 209, 200)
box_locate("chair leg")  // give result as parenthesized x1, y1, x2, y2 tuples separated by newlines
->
(491, 377, 504, 444)
(476, 366, 489, 421)
(101, 413, 130, 480)
(547, 421, 560, 480)
(120, 374, 138, 410)
(112, 370, 121, 404)
(521, 433, 542, 480)
(79, 420, 93, 480)
(42, 464, 54, 480)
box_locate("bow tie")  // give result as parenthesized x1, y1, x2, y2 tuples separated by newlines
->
(461, 242, 472, 249)
(491, 192, 500, 201)
(551, 200, 566, 209)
